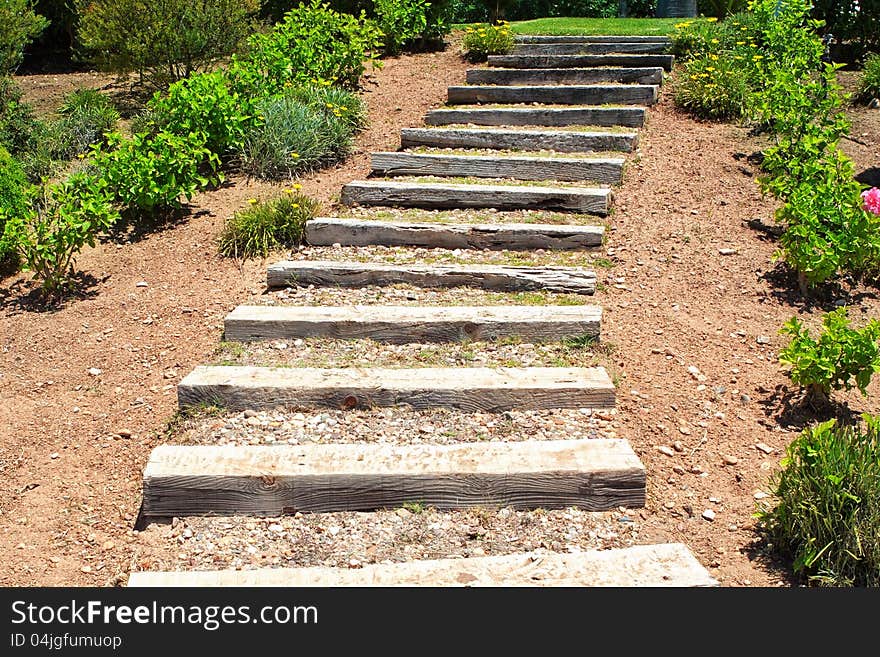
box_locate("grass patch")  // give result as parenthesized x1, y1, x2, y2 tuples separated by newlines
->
(757, 416, 880, 586)
(219, 190, 319, 259)
(504, 18, 691, 36)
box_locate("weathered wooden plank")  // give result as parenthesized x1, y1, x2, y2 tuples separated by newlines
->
(140, 438, 643, 517)
(266, 260, 597, 294)
(341, 180, 612, 214)
(448, 84, 658, 106)
(400, 127, 638, 153)
(511, 42, 668, 55)
(224, 304, 602, 343)
(425, 107, 645, 128)
(177, 365, 616, 411)
(514, 35, 671, 44)
(128, 544, 717, 587)
(306, 217, 604, 251)
(488, 54, 675, 71)
(466, 67, 663, 86)
(370, 152, 624, 183)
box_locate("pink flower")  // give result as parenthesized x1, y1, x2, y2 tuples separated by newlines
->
(862, 187, 880, 216)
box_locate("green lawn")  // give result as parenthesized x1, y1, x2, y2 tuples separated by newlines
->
(454, 17, 696, 36)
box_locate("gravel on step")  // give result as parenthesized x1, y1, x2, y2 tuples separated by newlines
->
(171, 406, 620, 447)
(328, 205, 603, 226)
(138, 505, 638, 573)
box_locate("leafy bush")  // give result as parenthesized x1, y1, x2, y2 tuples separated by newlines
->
(674, 53, 750, 119)
(92, 131, 221, 219)
(145, 72, 255, 157)
(229, 0, 383, 94)
(856, 53, 880, 104)
(757, 415, 880, 586)
(0, 146, 31, 272)
(76, 0, 260, 89)
(218, 188, 319, 258)
(53, 88, 119, 158)
(779, 307, 880, 402)
(0, 0, 48, 74)
(669, 17, 721, 60)
(1, 172, 119, 295)
(462, 22, 514, 62)
(0, 76, 42, 156)
(374, 0, 451, 55)
(237, 87, 364, 180)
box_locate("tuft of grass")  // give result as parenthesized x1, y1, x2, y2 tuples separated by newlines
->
(491, 17, 685, 36)
(54, 88, 119, 158)
(401, 500, 426, 514)
(218, 190, 319, 259)
(756, 415, 880, 586)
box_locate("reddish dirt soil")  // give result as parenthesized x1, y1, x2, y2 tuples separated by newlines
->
(1, 42, 878, 587)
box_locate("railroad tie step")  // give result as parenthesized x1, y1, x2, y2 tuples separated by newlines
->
(266, 260, 598, 294)
(341, 180, 612, 214)
(224, 304, 603, 343)
(370, 152, 624, 184)
(177, 365, 616, 412)
(511, 42, 669, 55)
(400, 127, 638, 153)
(128, 543, 716, 587)
(139, 438, 643, 517)
(305, 217, 604, 250)
(447, 84, 658, 106)
(488, 54, 675, 71)
(425, 106, 645, 128)
(466, 67, 664, 86)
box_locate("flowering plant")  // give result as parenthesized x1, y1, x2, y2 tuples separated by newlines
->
(862, 187, 880, 216)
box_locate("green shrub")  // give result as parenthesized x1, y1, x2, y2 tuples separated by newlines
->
(237, 88, 363, 180)
(92, 131, 222, 219)
(669, 17, 722, 60)
(374, 0, 451, 55)
(461, 22, 513, 62)
(145, 72, 255, 157)
(1, 172, 119, 295)
(778, 307, 880, 402)
(75, 0, 260, 90)
(53, 88, 119, 158)
(218, 189, 319, 258)
(283, 85, 368, 133)
(0, 76, 41, 156)
(757, 415, 880, 586)
(0, 146, 31, 272)
(674, 53, 750, 119)
(0, 0, 48, 74)
(229, 0, 383, 94)
(856, 53, 880, 104)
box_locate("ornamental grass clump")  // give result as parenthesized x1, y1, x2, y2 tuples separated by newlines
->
(218, 189, 319, 259)
(462, 22, 513, 62)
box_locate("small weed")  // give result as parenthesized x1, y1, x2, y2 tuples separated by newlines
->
(402, 500, 426, 514)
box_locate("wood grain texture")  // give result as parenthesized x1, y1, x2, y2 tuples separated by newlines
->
(466, 67, 664, 86)
(341, 180, 612, 214)
(223, 304, 603, 343)
(141, 439, 643, 517)
(448, 84, 657, 106)
(399, 127, 638, 153)
(511, 42, 668, 55)
(370, 152, 624, 183)
(177, 365, 616, 412)
(488, 54, 675, 71)
(128, 544, 717, 587)
(514, 35, 671, 44)
(425, 106, 645, 128)
(305, 217, 604, 250)
(266, 260, 597, 294)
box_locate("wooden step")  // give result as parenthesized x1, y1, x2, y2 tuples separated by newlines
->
(514, 35, 671, 44)
(425, 106, 645, 128)
(224, 304, 602, 343)
(306, 217, 604, 250)
(341, 180, 612, 214)
(128, 543, 716, 587)
(266, 260, 597, 294)
(178, 365, 616, 412)
(489, 54, 675, 71)
(448, 84, 658, 106)
(511, 42, 668, 55)
(400, 127, 638, 153)
(467, 67, 663, 86)
(140, 438, 642, 517)
(370, 152, 624, 183)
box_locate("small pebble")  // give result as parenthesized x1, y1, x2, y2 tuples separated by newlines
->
(755, 442, 774, 454)
(722, 455, 739, 465)
(702, 509, 716, 521)
(656, 445, 675, 457)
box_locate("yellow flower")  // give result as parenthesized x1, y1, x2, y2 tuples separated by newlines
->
(290, 152, 300, 159)
(736, 41, 745, 45)
(293, 183, 302, 190)
(706, 17, 718, 22)
(711, 38, 719, 44)
(753, 54, 763, 60)
(248, 198, 257, 205)
(284, 189, 294, 195)
(705, 66, 716, 71)
(326, 102, 334, 108)
(292, 203, 299, 209)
